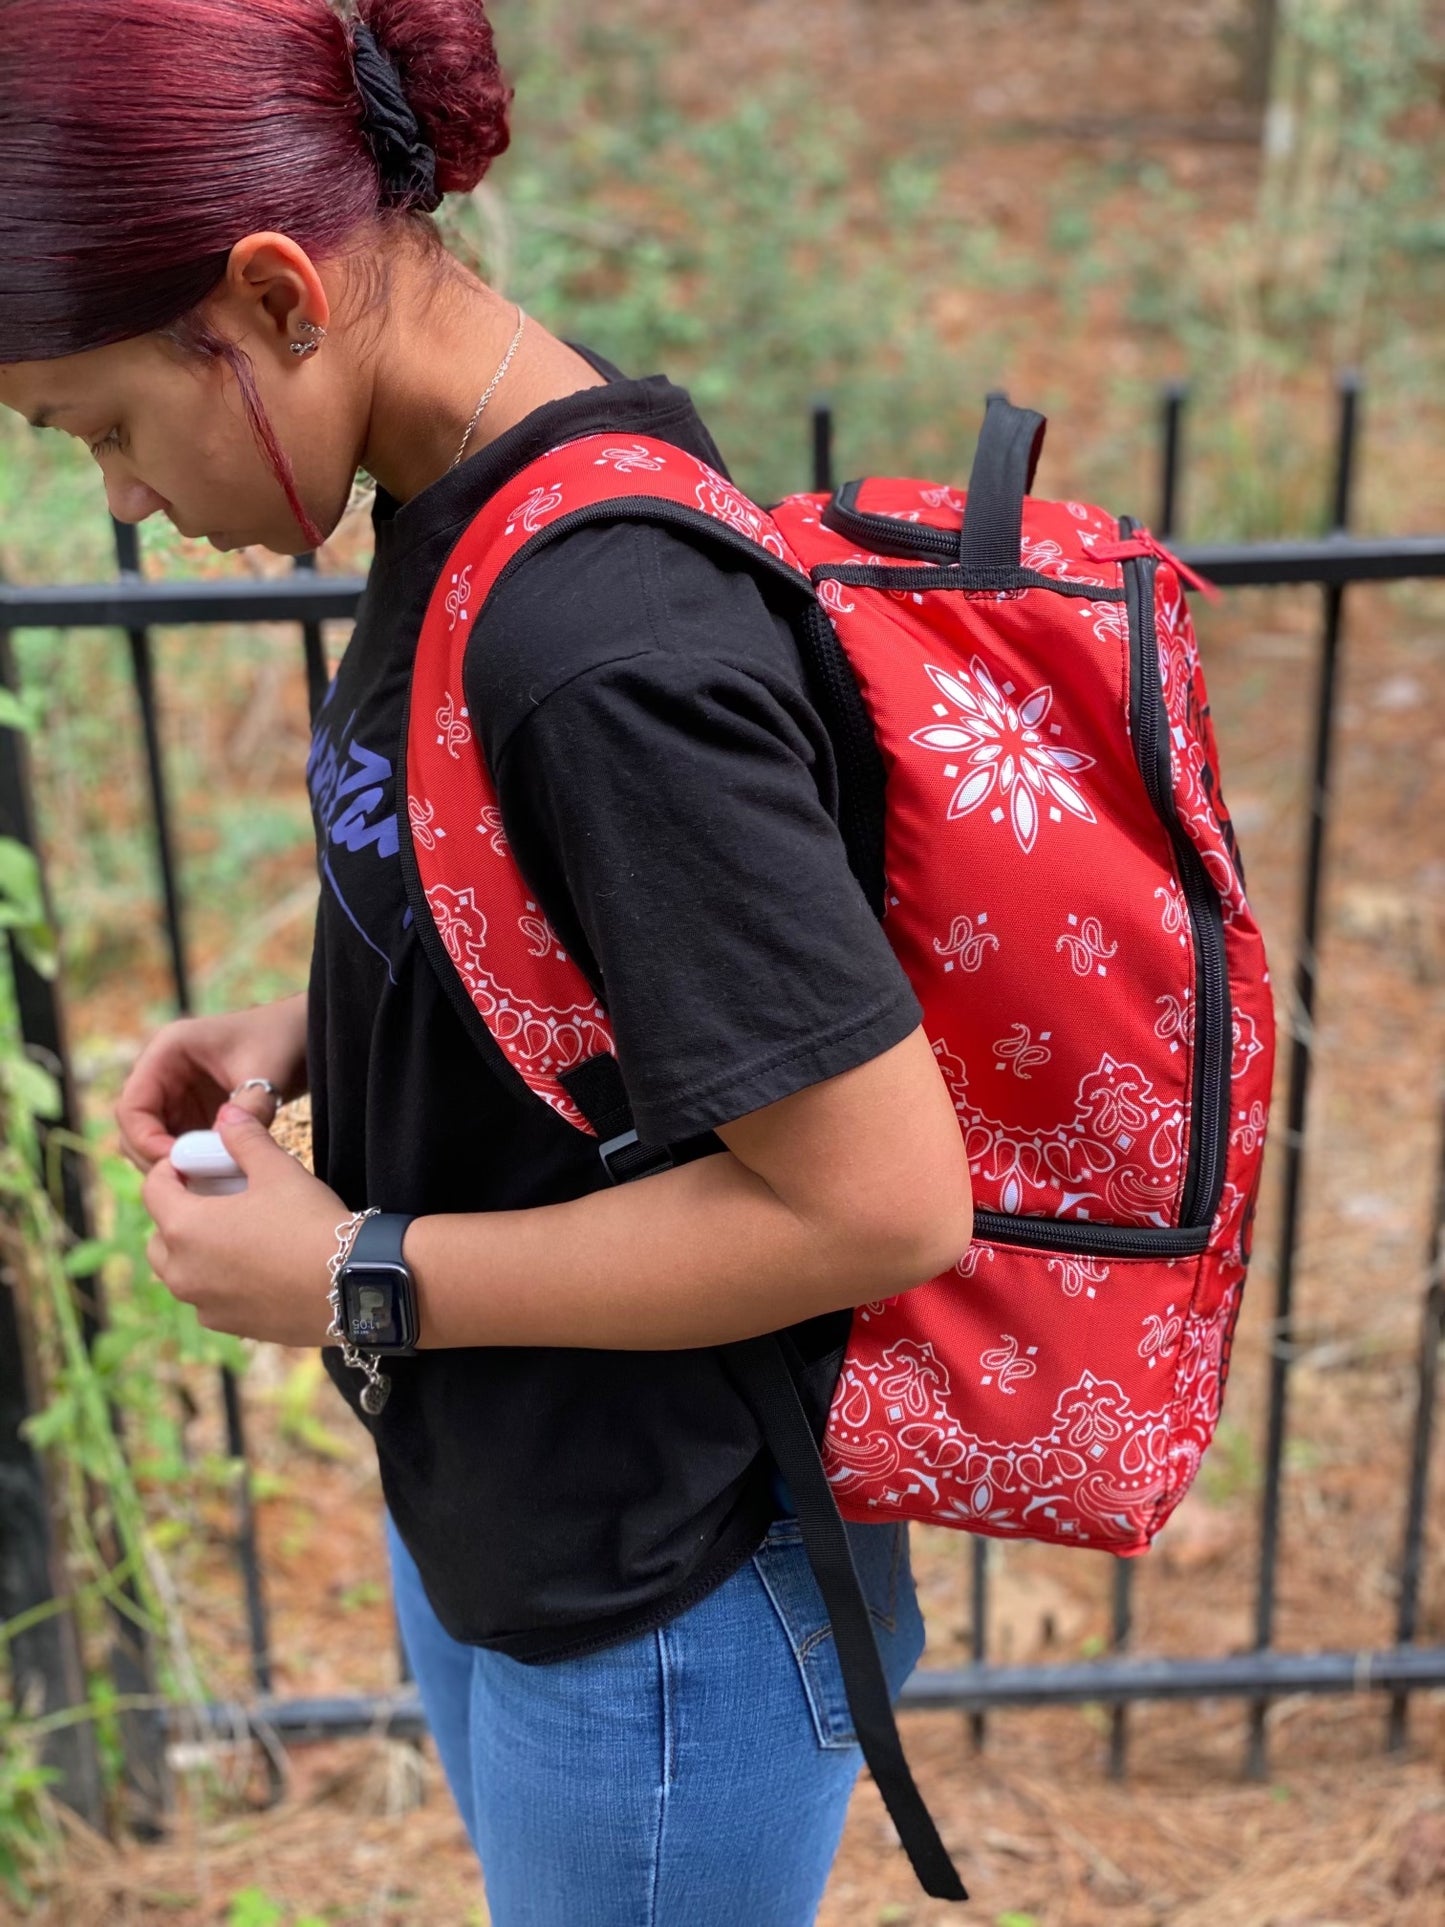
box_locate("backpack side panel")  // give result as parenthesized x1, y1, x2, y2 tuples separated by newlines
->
(769, 486, 1276, 1551)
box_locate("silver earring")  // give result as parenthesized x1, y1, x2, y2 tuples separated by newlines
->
(290, 321, 327, 359)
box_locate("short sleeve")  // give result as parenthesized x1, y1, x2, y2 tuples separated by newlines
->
(463, 521, 923, 1147)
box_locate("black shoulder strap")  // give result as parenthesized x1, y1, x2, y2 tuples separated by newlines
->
(957, 392, 1047, 577)
(725, 1334, 970, 1903)
(567, 1065, 968, 1899)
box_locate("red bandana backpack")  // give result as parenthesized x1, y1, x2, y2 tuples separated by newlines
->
(396, 395, 1275, 1901)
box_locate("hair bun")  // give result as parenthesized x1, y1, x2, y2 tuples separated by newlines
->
(354, 0, 512, 202)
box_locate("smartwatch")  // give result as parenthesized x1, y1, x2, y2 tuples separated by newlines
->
(337, 1212, 420, 1355)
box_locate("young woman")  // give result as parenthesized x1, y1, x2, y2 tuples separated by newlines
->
(1, 3, 973, 1919)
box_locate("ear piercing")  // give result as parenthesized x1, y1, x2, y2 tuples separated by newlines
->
(290, 320, 327, 358)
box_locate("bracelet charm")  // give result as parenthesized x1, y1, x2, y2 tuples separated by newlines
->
(325, 1205, 391, 1414)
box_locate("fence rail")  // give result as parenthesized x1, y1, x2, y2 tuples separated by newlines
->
(2, 375, 1443, 1823)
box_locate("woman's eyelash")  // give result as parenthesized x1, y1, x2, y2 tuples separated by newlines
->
(89, 428, 125, 457)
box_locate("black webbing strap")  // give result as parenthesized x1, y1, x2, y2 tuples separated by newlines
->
(957, 392, 1048, 578)
(558, 1051, 675, 1183)
(725, 1334, 969, 1903)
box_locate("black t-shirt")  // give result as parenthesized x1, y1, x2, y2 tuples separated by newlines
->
(304, 344, 922, 1660)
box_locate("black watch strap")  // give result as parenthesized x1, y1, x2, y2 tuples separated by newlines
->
(340, 1211, 420, 1358)
(347, 1211, 416, 1268)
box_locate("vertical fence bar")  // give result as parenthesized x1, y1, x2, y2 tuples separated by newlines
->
(112, 520, 191, 1017)
(1246, 370, 1361, 1779)
(1107, 1558, 1134, 1780)
(111, 522, 278, 1722)
(1387, 1095, 1445, 1751)
(1158, 382, 1188, 540)
(293, 553, 332, 724)
(969, 1538, 989, 1751)
(221, 1372, 273, 1700)
(811, 401, 835, 497)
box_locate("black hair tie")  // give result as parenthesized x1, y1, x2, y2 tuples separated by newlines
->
(351, 22, 444, 213)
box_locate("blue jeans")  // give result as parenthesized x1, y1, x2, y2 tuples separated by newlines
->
(386, 1508, 925, 1926)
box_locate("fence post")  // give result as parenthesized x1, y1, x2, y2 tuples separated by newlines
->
(1246, 369, 1362, 1779)
(1387, 1094, 1445, 1750)
(811, 401, 835, 497)
(1158, 381, 1188, 540)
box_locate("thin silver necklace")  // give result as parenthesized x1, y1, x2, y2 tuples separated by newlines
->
(344, 303, 528, 520)
(449, 303, 527, 471)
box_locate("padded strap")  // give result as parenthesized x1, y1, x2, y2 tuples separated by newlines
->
(957, 392, 1047, 577)
(725, 1334, 969, 1903)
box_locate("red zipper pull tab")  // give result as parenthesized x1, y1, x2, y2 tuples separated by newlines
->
(1088, 529, 1221, 603)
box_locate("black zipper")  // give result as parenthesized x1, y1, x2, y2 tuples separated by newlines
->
(821, 480, 963, 562)
(1118, 516, 1231, 1232)
(970, 1211, 1209, 1259)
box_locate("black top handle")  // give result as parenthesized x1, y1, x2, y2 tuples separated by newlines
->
(957, 391, 1048, 577)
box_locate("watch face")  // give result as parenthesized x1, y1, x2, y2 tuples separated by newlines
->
(342, 1265, 413, 1351)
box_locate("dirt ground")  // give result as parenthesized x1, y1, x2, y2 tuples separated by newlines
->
(15, 3, 1445, 1923)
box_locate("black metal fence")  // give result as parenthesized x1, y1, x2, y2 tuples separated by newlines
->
(2, 376, 1443, 1827)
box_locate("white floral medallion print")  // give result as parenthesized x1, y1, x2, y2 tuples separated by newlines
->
(910, 658, 1096, 854)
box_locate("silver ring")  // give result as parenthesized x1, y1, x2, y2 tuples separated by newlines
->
(230, 1078, 284, 1105)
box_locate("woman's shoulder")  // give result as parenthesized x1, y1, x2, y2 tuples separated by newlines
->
(462, 512, 813, 769)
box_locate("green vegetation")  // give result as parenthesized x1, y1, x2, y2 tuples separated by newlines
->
(0, 702, 250, 1901)
(226, 1889, 328, 1927)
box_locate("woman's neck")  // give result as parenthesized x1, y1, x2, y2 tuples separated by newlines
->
(359, 263, 607, 508)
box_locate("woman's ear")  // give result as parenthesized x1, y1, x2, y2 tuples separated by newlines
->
(223, 231, 333, 348)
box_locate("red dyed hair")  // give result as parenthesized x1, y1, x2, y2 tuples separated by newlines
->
(0, 0, 512, 548)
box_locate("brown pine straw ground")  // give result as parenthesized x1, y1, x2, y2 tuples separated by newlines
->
(29, 1632, 1445, 1925)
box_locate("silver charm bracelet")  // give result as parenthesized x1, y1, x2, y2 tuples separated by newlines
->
(326, 1205, 390, 1415)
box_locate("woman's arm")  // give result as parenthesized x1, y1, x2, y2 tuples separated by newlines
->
(142, 1024, 970, 1353)
(402, 1025, 972, 1351)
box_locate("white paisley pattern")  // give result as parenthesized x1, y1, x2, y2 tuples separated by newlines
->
(934, 1039, 1185, 1225)
(693, 462, 788, 559)
(426, 884, 612, 1115)
(826, 1342, 1174, 1541)
(504, 482, 566, 537)
(593, 444, 667, 473)
(445, 564, 474, 635)
(933, 912, 999, 973)
(435, 692, 471, 761)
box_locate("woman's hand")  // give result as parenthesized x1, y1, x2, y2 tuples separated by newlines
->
(116, 993, 309, 1174)
(140, 1105, 345, 1348)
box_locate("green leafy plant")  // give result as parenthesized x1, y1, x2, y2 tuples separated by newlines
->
(0, 1700, 59, 1908)
(226, 1888, 328, 1927)
(0, 704, 226, 1894)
